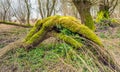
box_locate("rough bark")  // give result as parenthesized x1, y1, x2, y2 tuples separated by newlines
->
(24, 0, 30, 25)
(72, 0, 95, 31)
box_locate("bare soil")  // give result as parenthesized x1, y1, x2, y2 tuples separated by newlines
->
(0, 24, 28, 48)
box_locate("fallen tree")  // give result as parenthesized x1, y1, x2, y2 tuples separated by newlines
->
(0, 15, 120, 71)
(0, 21, 32, 28)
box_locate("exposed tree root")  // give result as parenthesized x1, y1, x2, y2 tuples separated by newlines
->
(0, 39, 23, 57)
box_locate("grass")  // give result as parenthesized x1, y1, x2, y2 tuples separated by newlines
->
(99, 32, 108, 38)
(116, 29, 120, 38)
(0, 27, 28, 49)
(0, 42, 116, 72)
(0, 23, 120, 72)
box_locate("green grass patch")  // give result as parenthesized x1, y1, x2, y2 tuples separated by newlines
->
(0, 42, 116, 72)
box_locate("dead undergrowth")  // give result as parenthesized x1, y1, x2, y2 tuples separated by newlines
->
(0, 24, 120, 72)
(0, 24, 29, 48)
(96, 27, 120, 66)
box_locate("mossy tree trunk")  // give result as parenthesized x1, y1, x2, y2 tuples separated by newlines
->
(72, 0, 95, 31)
(96, 0, 118, 22)
(24, 16, 102, 49)
(96, 5, 110, 22)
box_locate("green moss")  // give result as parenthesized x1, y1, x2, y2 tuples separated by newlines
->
(25, 27, 38, 42)
(84, 11, 95, 31)
(53, 33, 83, 48)
(25, 16, 59, 46)
(25, 20, 42, 42)
(25, 16, 103, 48)
(25, 15, 60, 42)
(34, 16, 58, 27)
(96, 11, 110, 23)
(96, 11, 104, 23)
(59, 17, 103, 46)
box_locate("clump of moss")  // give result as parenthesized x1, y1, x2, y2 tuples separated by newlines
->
(53, 33, 83, 48)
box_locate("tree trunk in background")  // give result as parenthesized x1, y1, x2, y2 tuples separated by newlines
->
(37, 0, 56, 19)
(25, 0, 30, 26)
(3, 11, 7, 21)
(96, 1, 110, 22)
(72, 0, 95, 31)
(96, 0, 118, 22)
(99, 6, 110, 19)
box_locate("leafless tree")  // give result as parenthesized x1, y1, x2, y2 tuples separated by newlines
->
(24, 0, 31, 25)
(60, 0, 79, 18)
(11, 0, 27, 24)
(98, 0, 118, 18)
(37, 0, 57, 19)
(0, 0, 12, 21)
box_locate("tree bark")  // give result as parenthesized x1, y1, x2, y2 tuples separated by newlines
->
(25, 0, 30, 26)
(72, 0, 95, 31)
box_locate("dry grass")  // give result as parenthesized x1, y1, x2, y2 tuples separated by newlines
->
(0, 24, 120, 72)
(96, 26, 120, 66)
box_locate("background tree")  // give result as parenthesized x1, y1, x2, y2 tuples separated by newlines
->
(11, 0, 28, 24)
(37, 0, 57, 19)
(72, 0, 97, 31)
(24, 0, 31, 25)
(60, 0, 79, 18)
(0, 0, 12, 21)
(96, 0, 118, 22)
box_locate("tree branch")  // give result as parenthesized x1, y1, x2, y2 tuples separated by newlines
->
(0, 21, 33, 28)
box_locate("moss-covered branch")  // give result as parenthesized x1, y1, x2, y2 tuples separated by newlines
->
(0, 21, 33, 28)
(0, 15, 103, 53)
(53, 32, 83, 48)
(24, 15, 102, 49)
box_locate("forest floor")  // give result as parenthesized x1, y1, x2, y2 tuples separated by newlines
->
(0, 24, 120, 72)
(96, 27, 120, 65)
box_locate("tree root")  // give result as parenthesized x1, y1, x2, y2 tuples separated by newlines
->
(0, 39, 23, 57)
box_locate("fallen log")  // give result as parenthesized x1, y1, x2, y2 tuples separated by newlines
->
(0, 21, 33, 28)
